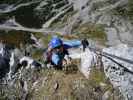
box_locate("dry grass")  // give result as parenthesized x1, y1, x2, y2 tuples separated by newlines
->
(0, 30, 32, 48)
(29, 61, 120, 100)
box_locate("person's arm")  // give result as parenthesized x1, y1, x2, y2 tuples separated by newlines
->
(63, 48, 72, 65)
(63, 40, 81, 49)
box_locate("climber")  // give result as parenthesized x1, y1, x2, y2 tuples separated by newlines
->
(44, 36, 89, 69)
(44, 37, 71, 69)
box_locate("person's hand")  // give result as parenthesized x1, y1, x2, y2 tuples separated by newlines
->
(47, 46, 52, 52)
(62, 59, 67, 66)
(64, 55, 72, 65)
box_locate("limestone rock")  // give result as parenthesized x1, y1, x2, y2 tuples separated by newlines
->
(102, 44, 133, 99)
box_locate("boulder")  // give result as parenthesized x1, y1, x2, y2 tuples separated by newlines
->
(69, 48, 97, 78)
(80, 49, 97, 78)
(19, 56, 42, 70)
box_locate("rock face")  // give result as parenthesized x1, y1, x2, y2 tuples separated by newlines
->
(1, 0, 133, 99)
(102, 44, 133, 100)
(0, 43, 15, 79)
(0, 0, 71, 28)
(70, 44, 133, 99)
(1, 0, 133, 46)
(69, 47, 98, 78)
(69, 0, 133, 46)
(19, 56, 43, 69)
(80, 49, 97, 78)
(0, 42, 42, 80)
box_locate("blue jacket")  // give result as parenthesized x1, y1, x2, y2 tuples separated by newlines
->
(51, 40, 81, 66)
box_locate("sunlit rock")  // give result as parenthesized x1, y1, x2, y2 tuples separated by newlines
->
(102, 44, 133, 99)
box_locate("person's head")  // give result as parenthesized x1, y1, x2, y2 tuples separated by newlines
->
(50, 37, 63, 53)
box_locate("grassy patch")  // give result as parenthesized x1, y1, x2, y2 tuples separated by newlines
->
(89, 68, 106, 84)
(32, 49, 44, 60)
(1, 64, 122, 100)
(29, 64, 117, 100)
(0, 30, 33, 48)
(89, 67, 113, 92)
(33, 32, 52, 47)
(73, 23, 107, 44)
(30, 69, 85, 100)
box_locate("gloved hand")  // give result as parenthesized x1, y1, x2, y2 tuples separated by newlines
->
(62, 59, 67, 66)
